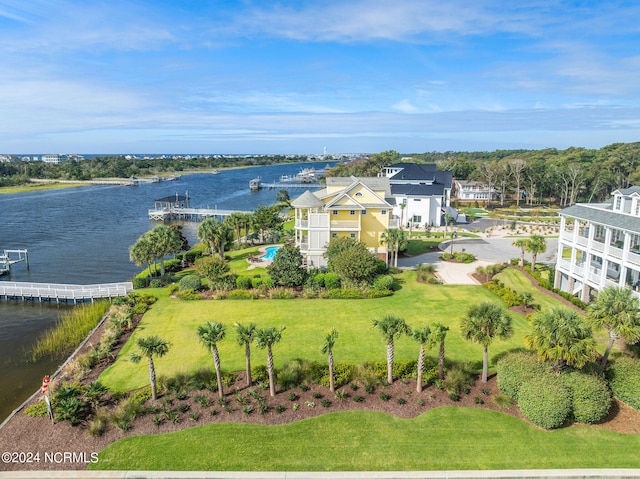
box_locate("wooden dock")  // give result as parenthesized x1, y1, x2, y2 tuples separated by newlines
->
(0, 281, 133, 304)
(149, 207, 251, 221)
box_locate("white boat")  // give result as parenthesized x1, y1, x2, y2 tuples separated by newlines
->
(211, 169, 220, 175)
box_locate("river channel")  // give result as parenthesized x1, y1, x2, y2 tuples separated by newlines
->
(0, 161, 334, 422)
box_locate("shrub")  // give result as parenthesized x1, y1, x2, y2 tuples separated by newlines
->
(167, 283, 179, 295)
(561, 370, 611, 424)
(133, 277, 147, 289)
(24, 401, 49, 418)
(149, 279, 162, 288)
(87, 410, 109, 437)
(269, 288, 298, 299)
(251, 277, 263, 288)
(324, 272, 341, 289)
(320, 363, 353, 389)
(496, 351, 548, 400)
(373, 275, 395, 291)
(236, 276, 253, 290)
(518, 375, 572, 429)
(176, 289, 200, 301)
(55, 397, 87, 425)
(227, 289, 256, 300)
(606, 356, 640, 410)
(313, 273, 325, 288)
(178, 274, 202, 291)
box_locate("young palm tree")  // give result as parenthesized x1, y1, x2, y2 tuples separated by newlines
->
(428, 322, 449, 380)
(410, 325, 431, 392)
(197, 218, 234, 258)
(512, 238, 527, 267)
(460, 302, 513, 382)
(525, 306, 597, 371)
(234, 322, 257, 387)
(587, 286, 640, 368)
(129, 335, 171, 400)
(525, 234, 547, 272)
(197, 321, 227, 398)
(372, 315, 411, 384)
(255, 326, 285, 397)
(321, 328, 339, 393)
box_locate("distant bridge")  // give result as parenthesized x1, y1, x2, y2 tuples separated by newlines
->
(0, 281, 133, 304)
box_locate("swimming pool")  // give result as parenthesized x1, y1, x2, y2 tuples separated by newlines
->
(261, 246, 281, 261)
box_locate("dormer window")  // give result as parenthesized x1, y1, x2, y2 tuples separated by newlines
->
(615, 196, 622, 211)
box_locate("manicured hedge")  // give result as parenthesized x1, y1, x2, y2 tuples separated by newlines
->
(606, 356, 640, 410)
(496, 351, 548, 400)
(373, 275, 395, 291)
(518, 375, 572, 429)
(561, 370, 611, 424)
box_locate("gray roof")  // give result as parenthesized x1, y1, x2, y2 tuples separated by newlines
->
(613, 186, 640, 196)
(291, 190, 325, 208)
(560, 203, 640, 234)
(391, 183, 446, 197)
(388, 163, 436, 181)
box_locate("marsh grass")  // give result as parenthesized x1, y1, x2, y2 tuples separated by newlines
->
(31, 301, 110, 361)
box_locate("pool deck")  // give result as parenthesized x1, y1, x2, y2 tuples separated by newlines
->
(246, 244, 283, 270)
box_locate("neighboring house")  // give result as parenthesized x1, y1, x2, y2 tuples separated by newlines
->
(381, 163, 453, 227)
(291, 176, 396, 268)
(453, 179, 500, 202)
(554, 186, 640, 302)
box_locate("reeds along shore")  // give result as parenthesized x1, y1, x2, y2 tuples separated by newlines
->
(31, 301, 110, 361)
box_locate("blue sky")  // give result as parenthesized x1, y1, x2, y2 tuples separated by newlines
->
(1, 0, 640, 154)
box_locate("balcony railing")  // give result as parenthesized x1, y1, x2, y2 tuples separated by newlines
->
(330, 220, 360, 229)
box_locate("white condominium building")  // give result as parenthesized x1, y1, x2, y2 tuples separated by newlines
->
(555, 186, 640, 302)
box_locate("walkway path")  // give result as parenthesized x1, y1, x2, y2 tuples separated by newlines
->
(397, 231, 558, 285)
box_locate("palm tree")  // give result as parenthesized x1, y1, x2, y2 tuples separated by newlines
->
(197, 321, 227, 398)
(525, 234, 547, 272)
(129, 234, 154, 277)
(372, 315, 411, 384)
(411, 325, 431, 392)
(429, 322, 449, 380)
(234, 322, 257, 387)
(197, 217, 234, 258)
(587, 286, 640, 368)
(147, 225, 182, 276)
(254, 326, 285, 397)
(129, 336, 171, 400)
(443, 213, 453, 238)
(512, 238, 527, 267)
(321, 328, 339, 393)
(460, 302, 513, 382)
(224, 212, 245, 246)
(381, 228, 407, 267)
(524, 306, 597, 371)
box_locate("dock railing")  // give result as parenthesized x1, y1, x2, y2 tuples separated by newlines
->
(0, 281, 133, 303)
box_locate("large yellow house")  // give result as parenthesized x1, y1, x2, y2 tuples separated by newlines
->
(290, 176, 397, 268)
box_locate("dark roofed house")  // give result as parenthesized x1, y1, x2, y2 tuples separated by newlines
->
(381, 163, 454, 227)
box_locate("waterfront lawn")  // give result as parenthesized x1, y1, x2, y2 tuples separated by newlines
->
(90, 408, 640, 471)
(98, 270, 532, 392)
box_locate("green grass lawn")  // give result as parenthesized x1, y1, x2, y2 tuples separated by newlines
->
(90, 408, 640, 471)
(99, 270, 533, 392)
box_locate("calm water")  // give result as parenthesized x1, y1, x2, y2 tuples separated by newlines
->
(0, 162, 333, 421)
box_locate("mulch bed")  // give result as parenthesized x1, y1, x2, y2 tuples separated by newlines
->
(1, 269, 638, 472)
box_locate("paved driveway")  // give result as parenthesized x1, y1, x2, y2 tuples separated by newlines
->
(397, 236, 558, 285)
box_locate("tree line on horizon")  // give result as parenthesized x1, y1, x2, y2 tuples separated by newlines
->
(327, 142, 640, 206)
(2, 142, 639, 206)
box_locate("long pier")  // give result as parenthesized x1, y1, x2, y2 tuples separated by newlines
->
(149, 207, 251, 221)
(0, 281, 133, 304)
(260, 182, 322, 189)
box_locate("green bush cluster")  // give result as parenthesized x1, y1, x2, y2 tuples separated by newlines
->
(236, 276, 252, 290)
(497, 352, 612, 427)
(176, 289, 200, 301)
(441, 251, 476, 263)
(607, 356, 640, 410)
(562, 370, 611, 424)
(373, 275, 395, 291)
(496, 351, 547, 400)
(484, 281, 523, 307)
(324, 272, 341, 289)
(517, 375, 572, 429)
(178, 274, 202, 291)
